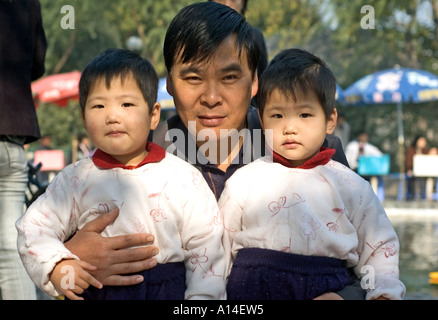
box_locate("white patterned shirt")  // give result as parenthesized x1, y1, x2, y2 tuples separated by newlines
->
(17, 143, 226, 299)
(219, 148, 405, 300)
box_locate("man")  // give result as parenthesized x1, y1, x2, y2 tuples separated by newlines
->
(66, 2, 361, 299)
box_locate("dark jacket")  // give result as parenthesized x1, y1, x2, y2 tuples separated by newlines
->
(0, 0, 47, 143)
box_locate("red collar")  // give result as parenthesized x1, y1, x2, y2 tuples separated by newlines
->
(92, 142, 166, 169)
(272, 147, 335, 169)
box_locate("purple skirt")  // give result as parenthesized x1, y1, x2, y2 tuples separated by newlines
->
(80, 262, 186, 300)
(227, 248, 350, 300)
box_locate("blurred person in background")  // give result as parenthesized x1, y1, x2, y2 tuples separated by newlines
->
(0, 0, 46, 299)
(405, 135, 429, 200)
(428, 146, 438, 200)
(68, 133, 94, 164)
(345, 131, 382, 173)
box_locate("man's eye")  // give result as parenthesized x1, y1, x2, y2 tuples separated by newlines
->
(186, 76, 201, 84)
(223, 74, 238, 82)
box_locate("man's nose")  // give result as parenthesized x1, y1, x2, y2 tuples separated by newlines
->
(200, 82, 223, 108)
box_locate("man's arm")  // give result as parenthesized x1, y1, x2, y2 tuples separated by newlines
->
(64, 208, 159, 286)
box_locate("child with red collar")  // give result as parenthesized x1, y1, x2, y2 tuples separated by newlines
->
(219, 48, 405, 300)
(17, 49, 226, 300)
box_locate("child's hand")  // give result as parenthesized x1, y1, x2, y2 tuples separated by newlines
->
(50, 259, 103, 300)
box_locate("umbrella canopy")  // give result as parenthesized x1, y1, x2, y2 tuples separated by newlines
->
(31, 70, 81, 107)
(343, 67, 438, 106)
(157, 77, 175, 110)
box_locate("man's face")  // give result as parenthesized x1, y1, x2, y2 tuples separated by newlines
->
(166, 35, 258, 145)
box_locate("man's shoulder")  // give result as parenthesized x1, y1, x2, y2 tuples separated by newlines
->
(247, 106, 262, 130)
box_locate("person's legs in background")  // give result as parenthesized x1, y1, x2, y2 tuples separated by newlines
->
(0, 140, 36, 299)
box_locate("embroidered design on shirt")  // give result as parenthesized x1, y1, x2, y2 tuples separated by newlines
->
(149, 182, 169, 222)
(366, 241, 397, 258)
(326, 207, 346, 233)
(190, 248, 222, 279)
(267, 193, 305, 217)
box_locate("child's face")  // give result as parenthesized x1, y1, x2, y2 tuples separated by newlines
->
(260, 89, 337, 167)
(82, 74, 160, 166)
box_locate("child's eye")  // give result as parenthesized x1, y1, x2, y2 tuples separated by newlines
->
(121, 102, 134, 107)
(272, 114, 283, 119)
(300, 113, 311, 118)
(93, 104, 104, 109)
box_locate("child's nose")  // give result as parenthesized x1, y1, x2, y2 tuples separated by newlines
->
(105, 106, 121, 124)
(283, 121, 297, 135)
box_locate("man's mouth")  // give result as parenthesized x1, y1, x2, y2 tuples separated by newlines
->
(198, 115, 226, 127)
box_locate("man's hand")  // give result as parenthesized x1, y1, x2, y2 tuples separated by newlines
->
(64, 208, 159, 286)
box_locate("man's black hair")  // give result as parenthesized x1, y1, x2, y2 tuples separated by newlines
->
(163, 1, 259, 78)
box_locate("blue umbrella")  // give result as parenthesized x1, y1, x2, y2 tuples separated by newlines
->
(157, 77, 175, 110)
(343, 67, 438, 198)
(343, 67, 438, 147)
(343, 67, 438, 106)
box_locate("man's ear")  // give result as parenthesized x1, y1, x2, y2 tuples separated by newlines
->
(166, 74, 173, 97)
(326, 107, 338, 135)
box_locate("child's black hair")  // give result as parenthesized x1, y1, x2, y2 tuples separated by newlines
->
(257, 48, 336, 119)
(79, 48, 158, 114)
